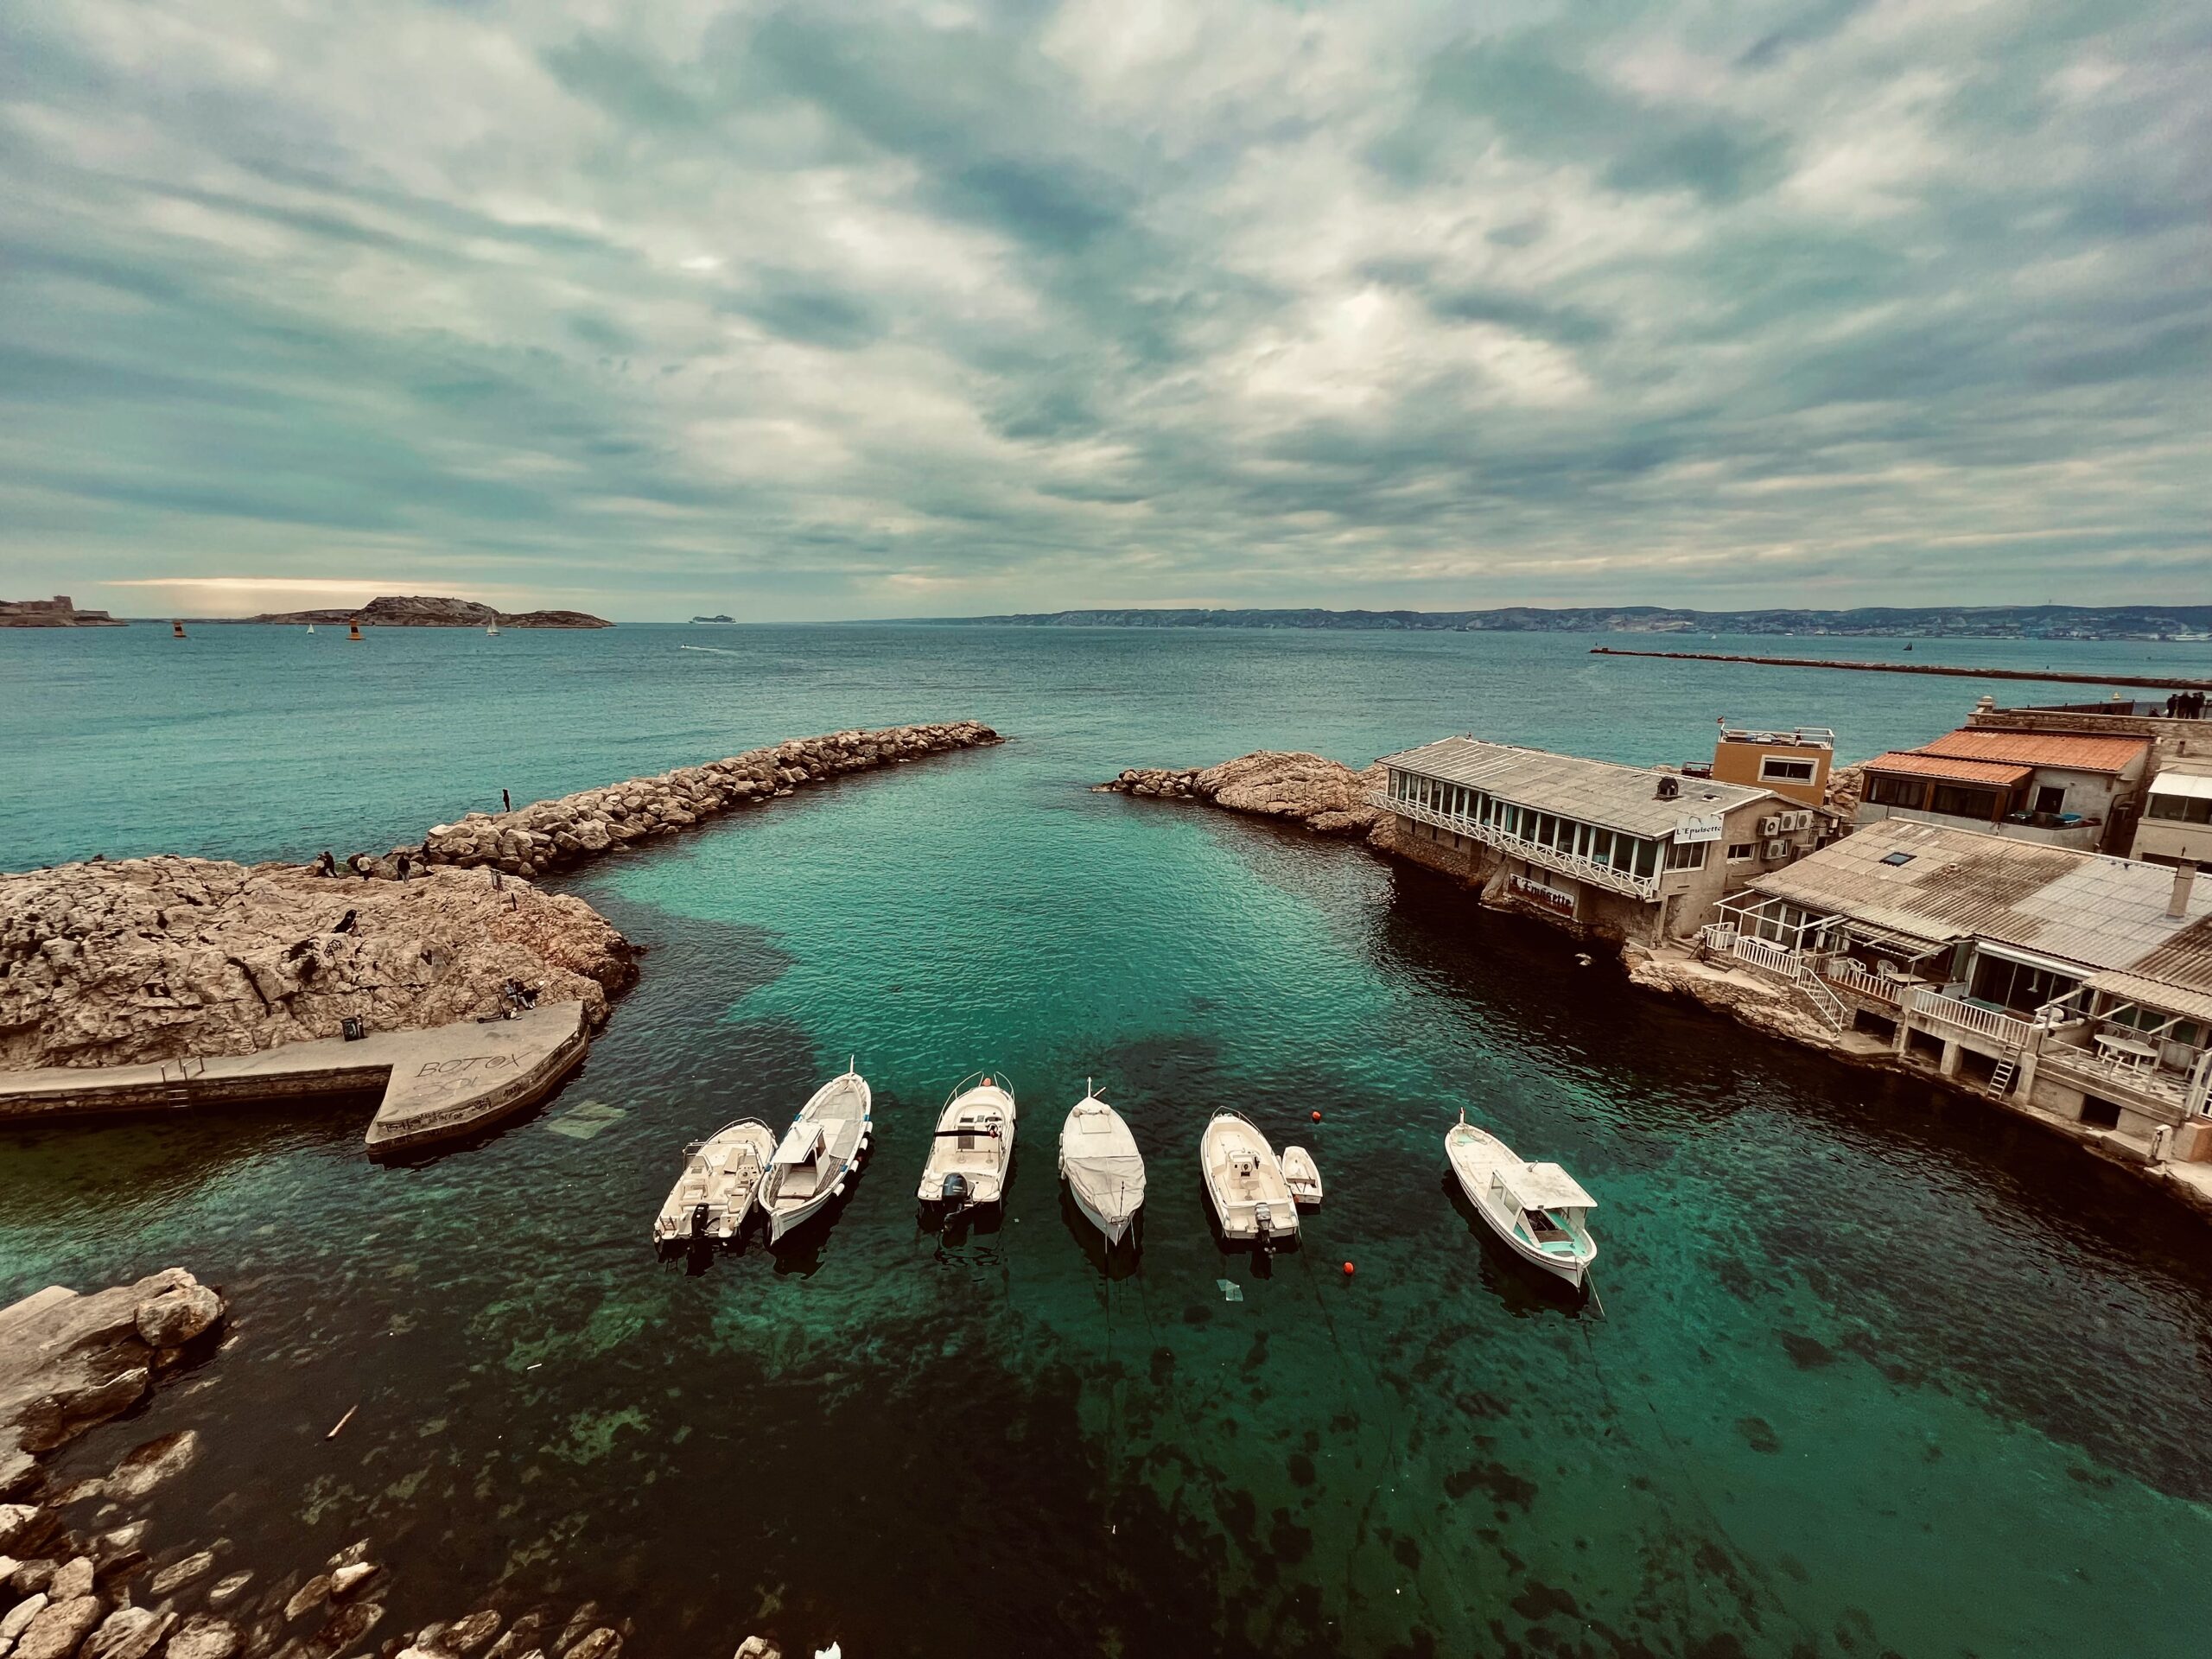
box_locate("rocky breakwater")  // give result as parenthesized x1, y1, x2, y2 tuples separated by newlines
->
(1096, 751, 1388, 840)
(0, 859, 633, 1072)
(416, 721, 1002, 879)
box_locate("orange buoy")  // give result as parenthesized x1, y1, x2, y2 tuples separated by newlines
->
(1342, 1262, 1356, 1277)
(1311, 1109, 1322, 1122)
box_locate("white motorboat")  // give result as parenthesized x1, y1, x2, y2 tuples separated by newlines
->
(1445, 1109, 1598, 1289)
(1201, 1111, 1299, 1246)
(918, 1072, 1017, 1207)
(760, 1063, 873, 1243)
(652, 1118, 775, 1247)
(1278, 1145, 1323, 1206)
(1059, 1085, 1144, 1247)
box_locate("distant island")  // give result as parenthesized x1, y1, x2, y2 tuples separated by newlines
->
(690, 613, 736, 624)
(904, 604, 2212, 642)
(245, 594, 612, 629)
(0, 594, 124, 627)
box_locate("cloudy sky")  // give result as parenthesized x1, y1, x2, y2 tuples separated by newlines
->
(2, 0, 2206, 620)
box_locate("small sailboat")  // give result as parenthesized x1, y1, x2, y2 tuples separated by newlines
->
(1278, 1145, 1323, 1206)
(306, 623, 316, 634)
(1059, 1084, 1144, 1248)
(652, 1118, 776, 1247)
(486, 622, 499, 636)
(1201, 1111, 1299, 1246)
(760, 1063, 873, 1243)
(918, 1072, 1016, 1209)
(1445, 1109, 1598, 1289)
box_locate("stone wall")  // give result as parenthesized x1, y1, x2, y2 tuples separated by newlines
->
(412, 721, 1001, 879)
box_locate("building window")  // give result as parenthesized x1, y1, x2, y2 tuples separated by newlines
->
(1929, 784, 2002, 819)
(1761, 757, 1817, 784)
(2146, 792, 2212, 824)
(2033, 785, 2066, 815)
(1879, 851, 1915, 867)
(1727, 842, 1755, 862)
(1866, 773, 1928, 810)
(1665, 839, 1708, 872)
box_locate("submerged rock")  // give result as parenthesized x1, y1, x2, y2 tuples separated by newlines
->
(106, 1431, 202, 1502)
(82, 1605, 174, 1659)
(166, 1613, 241, 1659)
(149, 1549, 218, 1598)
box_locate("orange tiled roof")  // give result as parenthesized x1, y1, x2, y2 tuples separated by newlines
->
(1916, 728, 2150, 772)
(1861, 751, 2031, 787)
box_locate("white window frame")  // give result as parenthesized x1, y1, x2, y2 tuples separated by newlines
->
(1760, 756, 1818, 784)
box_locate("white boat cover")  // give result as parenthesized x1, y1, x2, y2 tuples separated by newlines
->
(773, 1120, 827, 1165)
(1505, 1162, 1596, 1211)
(1063, 1103, 1144, 1205)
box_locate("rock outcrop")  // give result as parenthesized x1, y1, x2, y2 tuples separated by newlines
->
(247, 595, 612, 628)
(1825, 761, 1864, 818)
(0, 1271, 226, 1498)
(0, 859, 634, 1071)
(1622, 946, 1844, 1049)
(1096, 752, 1386, 838)
(415, 721, 1001, 879)
(0, 596, 124, 628)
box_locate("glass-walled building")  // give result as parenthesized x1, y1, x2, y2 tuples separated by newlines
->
(1376, 735, 1820, 944)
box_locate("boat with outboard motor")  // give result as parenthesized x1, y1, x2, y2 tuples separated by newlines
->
(1059, 1084, 1145, 1248)
(918, 1072, 1017, 1210)
(760, 1063, 874, 1243)
(1201, 1111, 1299, 1246)
(652, 1118, 776, 1247)
(1445, 1109, 1598, 1289)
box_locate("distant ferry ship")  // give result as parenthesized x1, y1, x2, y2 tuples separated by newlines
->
(690, 614, 736, 624)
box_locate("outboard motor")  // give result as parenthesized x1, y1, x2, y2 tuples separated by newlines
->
(690, 1201, 711, 1241)
(1254, 1201, 1274, 1242)
(942, 1171, 971, 1204)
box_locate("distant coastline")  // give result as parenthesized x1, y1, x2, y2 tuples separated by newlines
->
(239, 594, 611, 629)
(896, 603, 2212, 643)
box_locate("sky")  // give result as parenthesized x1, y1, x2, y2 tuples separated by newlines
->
(1, 1, 2207, 621)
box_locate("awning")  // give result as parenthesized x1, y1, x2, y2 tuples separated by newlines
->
(1973, 940, 2091, 981)
(1861, 752, 2032, 788)
(2083, 969, 2212, 1026)
(2149, 772, 2212, 802)
(1510, 1163, 1596, 1211)
(772, 1121, 825, 1165)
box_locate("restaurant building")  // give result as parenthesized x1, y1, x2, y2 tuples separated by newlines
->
(1704, 819, 2212, 1158)
(1853, 728, 2150, 853)
(1376, 736, 1822, 946)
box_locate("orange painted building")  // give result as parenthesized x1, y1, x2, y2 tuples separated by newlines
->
(1708, 724, 1834, 807)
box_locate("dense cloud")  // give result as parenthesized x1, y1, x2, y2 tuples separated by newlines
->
(1, 0, 2205, 618)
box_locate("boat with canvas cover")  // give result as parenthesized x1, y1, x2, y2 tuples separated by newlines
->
(652, 1118, 776, 1247)
(760, 1063, 873, 1243)
(1278, 1145, 1323, 1206)
(1445, 1109, 1598, 1288)
(1058, 1084, 1145, 1248)
(1201, 1111, 1299, 1246)
(918, 1072, 1017, 1209)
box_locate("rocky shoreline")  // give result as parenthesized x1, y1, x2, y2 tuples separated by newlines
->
(1, 1274, 795, 1659)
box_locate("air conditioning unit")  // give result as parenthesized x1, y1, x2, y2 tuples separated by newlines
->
(1764, 838, 1791, 861)
(1759, 815, 1783, 837)
(1786, 810, 1812, 831)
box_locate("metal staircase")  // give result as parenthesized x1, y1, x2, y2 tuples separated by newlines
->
(1986, 1055, 2019, 1100)
(1795, 971, 1848, 1033)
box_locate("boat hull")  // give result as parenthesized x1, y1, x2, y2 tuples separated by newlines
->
(1446, 1141, 1595, 1291)
(1066, 1173, 1136, 1247)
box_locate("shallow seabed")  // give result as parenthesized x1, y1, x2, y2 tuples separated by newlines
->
(5, 626, 2212, 1656)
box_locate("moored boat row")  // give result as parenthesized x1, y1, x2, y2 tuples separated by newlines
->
(651, 1065, 1599, 1293)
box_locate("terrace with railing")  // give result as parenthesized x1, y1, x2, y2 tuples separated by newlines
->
(1370, 791, 1660, 901)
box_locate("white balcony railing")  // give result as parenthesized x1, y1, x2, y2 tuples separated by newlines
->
(1373, 793, 1659, 901)
(1908, 988, 2038, 1049)
(1816, 959, 1905, 1006)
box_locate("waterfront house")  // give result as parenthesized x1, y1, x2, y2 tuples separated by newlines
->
(2131, 760, 2212, 868)
(1376, 736, 1822, 945)
(1853, 728, 2149, 853)
(1703, 723, 1834, 807)
(1705, 819, 2212, 1159)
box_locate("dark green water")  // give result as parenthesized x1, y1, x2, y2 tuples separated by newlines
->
(5, 625, 2212, 1656)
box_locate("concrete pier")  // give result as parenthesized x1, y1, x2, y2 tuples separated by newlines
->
(0, 1001, 588, 1156)
(1589, 645, 2212, 691)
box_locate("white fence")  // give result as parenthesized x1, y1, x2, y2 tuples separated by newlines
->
(1908, 988, 2037, 1049)
(1370, 792, 1660, 901)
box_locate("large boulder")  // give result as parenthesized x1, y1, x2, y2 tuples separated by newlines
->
(135, 1284, 222, 1350)
(12, 1592, 104, 1659)
(1098, 753, 1385, 838)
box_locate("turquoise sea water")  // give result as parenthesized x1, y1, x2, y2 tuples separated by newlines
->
(6, 624, 2212, 1657)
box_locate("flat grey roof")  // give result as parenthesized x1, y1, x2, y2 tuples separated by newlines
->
(1745, 818, 2212, 1007)
(1381, 736, 1772, 838)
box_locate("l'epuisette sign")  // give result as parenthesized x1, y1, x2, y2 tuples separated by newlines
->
(1673, 814, 1725, 845)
